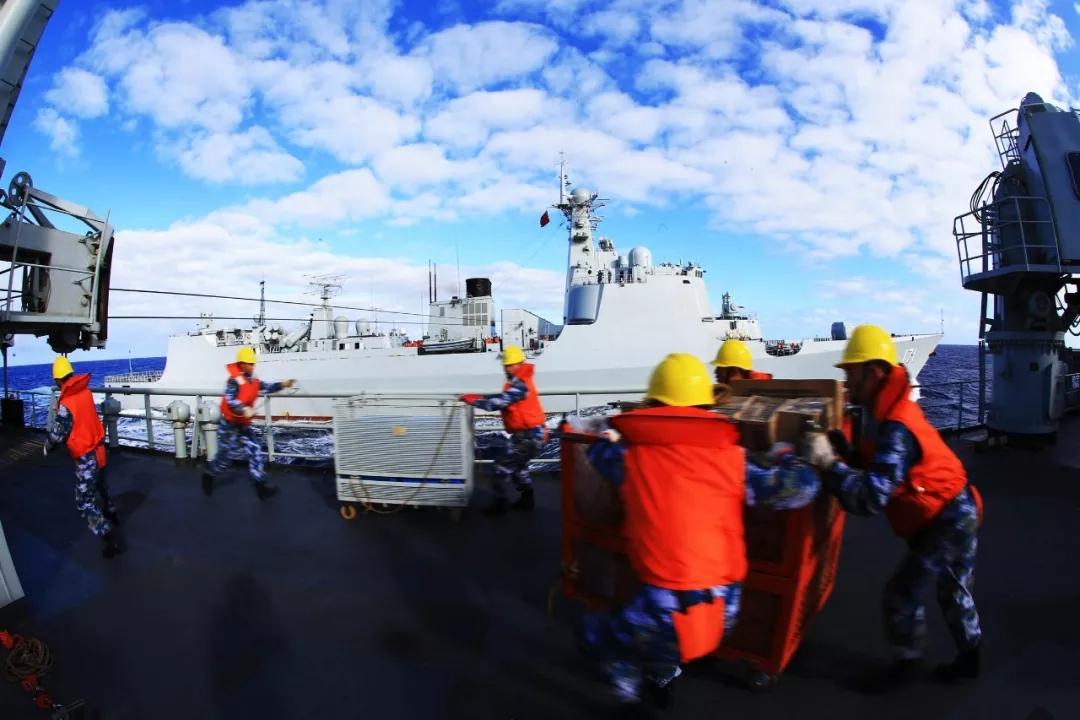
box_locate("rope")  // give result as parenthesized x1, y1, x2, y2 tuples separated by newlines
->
(3, 636, 52, 681)
(111, 287, 463, 323)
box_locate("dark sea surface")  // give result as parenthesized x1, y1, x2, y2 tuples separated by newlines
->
(2, 344, 982, 466)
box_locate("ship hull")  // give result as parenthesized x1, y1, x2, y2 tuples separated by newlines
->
(112, 280, 942, 416)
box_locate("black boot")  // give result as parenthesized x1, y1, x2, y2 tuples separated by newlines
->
(510, 486, 534, 511)
(255, 482, 279, 500)
(101, 531, 123, 559)
(934, 643, 980, 683)
(103, 509, 121, 527)
(201, 472, 214, 497)
(483, 497, 508, 516)
(644, 678, 675, 710)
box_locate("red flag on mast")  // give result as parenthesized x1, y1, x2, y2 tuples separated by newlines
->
(539, 210, 550, 227)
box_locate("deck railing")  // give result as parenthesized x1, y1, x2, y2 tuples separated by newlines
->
(13, 376, 1045, 467)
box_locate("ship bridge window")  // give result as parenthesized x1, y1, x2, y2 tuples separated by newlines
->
(355, 343, 360, 349)
(730, 321, 737, 330)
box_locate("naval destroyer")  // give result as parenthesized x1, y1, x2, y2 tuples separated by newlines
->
(109, 172, 942, 416)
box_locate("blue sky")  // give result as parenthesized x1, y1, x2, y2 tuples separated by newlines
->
(2, 0, 1079, 365)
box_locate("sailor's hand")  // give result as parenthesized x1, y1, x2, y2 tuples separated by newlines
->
(599, 429, 621, 443)
(43, 442, 49, 457)
(800, 431, 837, 471)
(459, 393, 482, 406)
(243, 407, 255, 419)
(766, 441, 794, 463)
(282, 379, 296, 389)
(826, 429, 850, 461)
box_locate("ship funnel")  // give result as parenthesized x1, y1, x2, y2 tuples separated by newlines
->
(465, 277, 491, 298)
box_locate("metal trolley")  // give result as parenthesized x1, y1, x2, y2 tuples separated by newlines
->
(333, 394, 474, 519)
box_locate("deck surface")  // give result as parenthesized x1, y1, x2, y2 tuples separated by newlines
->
(1, 423, 1077, 719)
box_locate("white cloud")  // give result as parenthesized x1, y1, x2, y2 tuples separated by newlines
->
(425, 88, 561, 148)
(87, 21, 251, 133)
(281, 95, 421, 164)
(174, 127, 305, 185)
(419, 21, 559, 91)
(44, 68, 109, 118)
(32, 108, 79, 158)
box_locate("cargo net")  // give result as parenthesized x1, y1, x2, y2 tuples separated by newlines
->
(333, 395, 472, 512)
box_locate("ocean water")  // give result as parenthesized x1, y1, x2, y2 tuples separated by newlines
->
(3, 344, 983, 467)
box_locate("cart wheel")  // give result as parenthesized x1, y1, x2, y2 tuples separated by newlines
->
(747, 670, 775, 692)
(448, 508, 464, 524)
(339, 504, 358, 521)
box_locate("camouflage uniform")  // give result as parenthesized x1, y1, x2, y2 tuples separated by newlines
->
(823, 421, 982, 660)
(582, 441, 819, 702)
(47, 406, 117, 538)
(472, 379, 545, 501)
(205, 375, 284, 485)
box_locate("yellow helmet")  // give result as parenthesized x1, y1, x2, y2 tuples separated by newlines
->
(52, 356, 74, 379)
(711, 339, 752, 370)
(645, 353, 715, 407)
(501, 345, 525, 366)
(837, 325, 898, 367)
(236, 347, 257, 364)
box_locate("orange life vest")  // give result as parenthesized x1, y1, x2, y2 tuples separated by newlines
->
(610, 405, 748, 662)
(501, 363, 546, 432)
(58, 374, 106, 468)
(746, 370, 773, 380)
(861, 365, 980, 537)
(219, 363, 262, 426)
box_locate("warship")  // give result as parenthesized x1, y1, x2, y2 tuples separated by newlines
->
(108, 171, 941, 417)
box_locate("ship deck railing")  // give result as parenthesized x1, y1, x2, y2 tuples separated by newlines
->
(11, 375, 1080, 465)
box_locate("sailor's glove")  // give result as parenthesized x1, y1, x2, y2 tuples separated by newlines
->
(826, 429, 851, 462)
(459, 394, 482, 406)
(242, 407, 256, 419)
(282, 379, 297, 390)
(598, 429, 622, 443)
(43, 441, 50, 457)
(800, 431, 838, 471)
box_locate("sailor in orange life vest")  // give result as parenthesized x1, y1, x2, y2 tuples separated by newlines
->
(201, 347, 296, 500)
(459, 345, 545, 514)
(806, 325, 983, 690)
(711, 338, 772, 384)
(43, 356, 124, 558)
(579, 353, 821, 707)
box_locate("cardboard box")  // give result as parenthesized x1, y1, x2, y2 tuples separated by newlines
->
(719, 379, 845, 451)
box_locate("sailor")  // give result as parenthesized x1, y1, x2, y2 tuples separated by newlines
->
(43, 356, 123, 558)
(201, 347, 295, 499)
(578, 353, 820, 708)
(711, 338, 772, 384)
(804, 325, 983, 690)
(459, 345, 545, 514)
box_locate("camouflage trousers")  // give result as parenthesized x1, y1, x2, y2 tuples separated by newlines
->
(885, 486, 982, 659)
(578, 583, 742, 702)
(74, 451, 116, 538)
(492, 427, 545, 500)
(207, 421, 266, 483)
